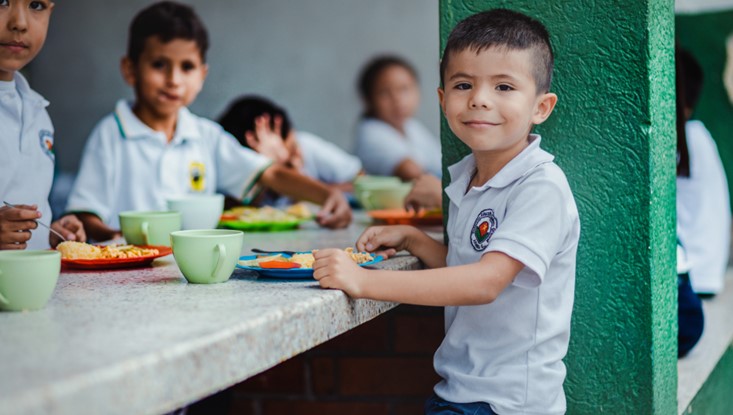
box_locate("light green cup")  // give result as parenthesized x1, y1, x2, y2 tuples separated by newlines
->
(0, 250, 61, 312)
(354, 182, 412, 210)
(170, 229, 244, 284)
(119, 211, 182, 246)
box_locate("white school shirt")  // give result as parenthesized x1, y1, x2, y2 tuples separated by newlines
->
(298, 130, 362, 183)
(677, 120, 731, 294)
(355, 117, 442, 177)
(0, 73, 54, 250)
(434, 135, 580, 415)
(66, 100, 271, 229)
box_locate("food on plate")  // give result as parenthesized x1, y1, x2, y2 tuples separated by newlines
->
(238, 248, 374, 269)
(222, 202, 313, 224)
(57, 241, 160, 260)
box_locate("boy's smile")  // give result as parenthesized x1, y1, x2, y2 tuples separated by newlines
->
(0, 0, 53, 81)
(122, 36, 208, 133)
(438, 47, 556, 180)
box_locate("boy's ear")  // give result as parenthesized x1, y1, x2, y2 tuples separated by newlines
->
(120, 57, 136, 87)
(437, 87, 446, 114)
(531, 92, 558, 125)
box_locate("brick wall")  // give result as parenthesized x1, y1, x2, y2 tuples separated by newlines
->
(189, 305, 444, 415)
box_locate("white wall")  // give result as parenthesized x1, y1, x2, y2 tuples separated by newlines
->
(29, 0, 440, 173)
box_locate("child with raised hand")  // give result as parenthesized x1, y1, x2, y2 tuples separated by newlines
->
(314, 9, 579, 415)
(0, 0, 86, 250)
(65, 1, 351, 241)
(218, 95, 363, 198)
(355, 55, 442, 181)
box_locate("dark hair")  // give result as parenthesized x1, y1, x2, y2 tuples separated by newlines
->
(357, 55, 419, 117)
(218, 95, 293, 148)
(440, 9, 554, 93)
(678, 48, 703, 112)
(127, 1, 209, 63)
(675, 46, 704, 178)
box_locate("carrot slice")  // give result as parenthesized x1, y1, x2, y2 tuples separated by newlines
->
(258, 261, 301, 269)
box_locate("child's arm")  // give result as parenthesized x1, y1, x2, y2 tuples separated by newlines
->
(355, 225, 447, 268)
(313, 249, 522, 306)
(75, 213, 122, 242)
(259, 164, 352, 228)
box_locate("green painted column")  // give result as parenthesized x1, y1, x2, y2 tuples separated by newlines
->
(439, 1, 677, 413)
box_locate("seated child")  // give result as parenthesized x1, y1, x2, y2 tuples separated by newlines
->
(65, 1, 351, 241)
(676, 47, 731, 296)
(313, 10, 579, 415)
(0, 0, 85, 250)
(355, 55, 442, 181)
(217, 95, 363, 205)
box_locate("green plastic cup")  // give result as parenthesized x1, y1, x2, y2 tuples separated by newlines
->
(170, 229, 244, 284)
(119, 211, 182, 246)
(0, 250, 61, 311)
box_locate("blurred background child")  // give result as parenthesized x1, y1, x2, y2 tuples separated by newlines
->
(0, 0, 85, 250)
(355, 55, 441, 181)
(218, 95, 363, 207)
(65, 1, 351, 242)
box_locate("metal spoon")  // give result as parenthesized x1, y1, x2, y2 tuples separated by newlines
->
(251, 248, 298, 256)
(2, 201, 67, 242)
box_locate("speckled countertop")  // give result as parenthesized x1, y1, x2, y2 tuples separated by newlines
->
(0, 213, 436, 415)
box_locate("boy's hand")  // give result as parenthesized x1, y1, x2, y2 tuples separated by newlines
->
(405, 174, 442, 211)
(356, 225, 415, 258)
(313, 248, 369, 298)
(50, 215, 87, 248)
(245, 114, 290, 164)
(0, 204, 41, 250)
(316, 190, 352, 229)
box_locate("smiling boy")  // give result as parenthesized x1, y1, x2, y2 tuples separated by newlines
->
(66, 1, 351, 240)
(313, 9, 580, 415)
(0, 0, 86, 250)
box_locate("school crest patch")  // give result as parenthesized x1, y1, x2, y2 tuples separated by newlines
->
(470, 209, 498, 251)
(189, 161, 206, 192)
(39, 130, 54, 160)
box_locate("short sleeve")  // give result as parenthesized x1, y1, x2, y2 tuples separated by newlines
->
(213, 128, 272, 202)
(355, 119, 410, 176)
(65, 120, 117, 223)
(299, 132, 362, 183)
(486, 175, 570, 288)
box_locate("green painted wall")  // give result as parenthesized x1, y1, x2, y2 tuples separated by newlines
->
(439, 1, 677, 413)
(677, 11, 733, 209)
(682, 344, 733, 415)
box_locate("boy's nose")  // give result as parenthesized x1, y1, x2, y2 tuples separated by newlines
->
(7, 6, 29, 33)
(167, 68, 182, 85)
(469, 87, 494, 110)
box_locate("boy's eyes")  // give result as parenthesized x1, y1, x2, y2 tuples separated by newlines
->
(496, 84, 514, 92)
(454, 83, 471, 91)
(181, 61, 197, 71)
(0, 0, 8, 6)
(29, 1, 49, 11)
(151, 60, 167, 70)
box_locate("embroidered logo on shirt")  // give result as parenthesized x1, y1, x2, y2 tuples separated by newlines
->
(470, 209, 498, 251)
(39, 130, 54, 160)
(189, 162, 206, 192)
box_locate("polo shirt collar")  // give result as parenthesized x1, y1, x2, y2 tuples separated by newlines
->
(113, 99, 202, 143)
(14, 72, 49, 108)
(445, 135, 553, 204)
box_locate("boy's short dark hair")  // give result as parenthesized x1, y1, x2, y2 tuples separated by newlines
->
(127, 1, 209, 63)
(677, 47, 703, 111)
(440, 9, 554, 93)
(218, 96, 293, 148)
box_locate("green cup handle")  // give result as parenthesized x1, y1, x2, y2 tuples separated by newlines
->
(0, 269, 7, 306)
(212, 243, 226, 280)
(141, 222, 150, 245)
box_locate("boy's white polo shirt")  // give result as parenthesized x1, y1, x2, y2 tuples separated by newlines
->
(66, 100, 271, 229)
(0, 73, 54, 250)
(297, 131, 362, 184)
(434, 135, 580, 415)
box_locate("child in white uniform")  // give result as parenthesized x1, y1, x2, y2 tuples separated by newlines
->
(313, 10, 579, 415)
(0, 0, 85, 250)
(355, 56, 442, 180)
(66, 1, 351, 241)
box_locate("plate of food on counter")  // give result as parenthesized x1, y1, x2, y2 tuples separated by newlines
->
(56, 241, 172, 270)
(237, 248, 383, 278)
(367, 208, 443, 226)
(218, 202, 313, 232)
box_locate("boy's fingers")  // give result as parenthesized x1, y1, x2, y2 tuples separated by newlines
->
(0, 230, 33, 244)
(0, 242, 27, 250)
(245, 131, 259, 149)
(1, 220, 38, 232)
(2, 207, 41, 221)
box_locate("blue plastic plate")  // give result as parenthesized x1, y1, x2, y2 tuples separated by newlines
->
(236, 252, 383, 279)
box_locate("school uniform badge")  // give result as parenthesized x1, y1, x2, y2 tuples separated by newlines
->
(189, 162, 206, 192)
(39, 130, 54, 160)
(471, 209, 498, 251)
